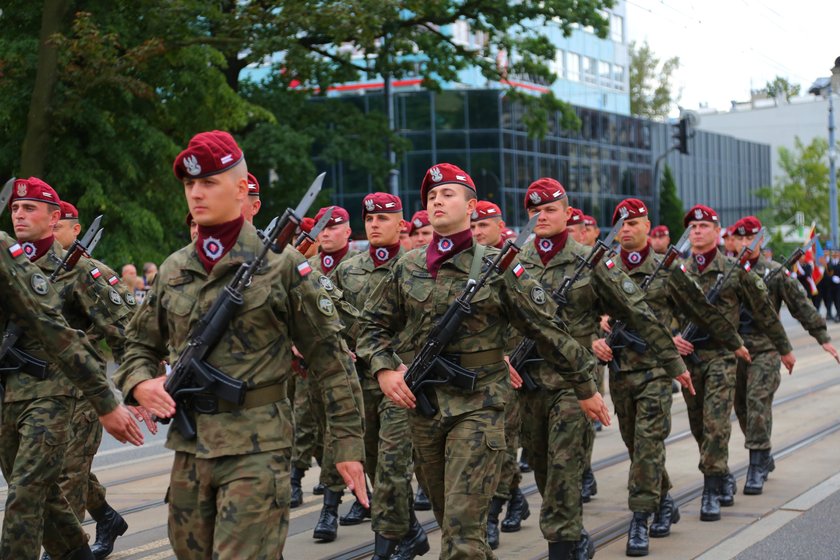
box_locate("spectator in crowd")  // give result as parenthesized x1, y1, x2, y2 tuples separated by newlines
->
(142, 262, 157, 288)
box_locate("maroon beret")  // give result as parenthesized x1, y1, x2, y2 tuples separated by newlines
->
(472, 200, 503, 221)
(524, 178, 567, 209)
(300, 217, 315, 233)
(500, 227, 517, 242)
(409, 210, 430, 232)
(420, 163, 476, 206)
(650, 225, 670, 238)
(567, 208, 585, 226)
(247, 172, 260, 197)
(315, 205, 350, 227)
(173, 130, 244, 180)
(684, 204, 719, 228)
(59, 201, 79, 220)
(613, 198, 648, 225)
(9, 177, 61, 208)
(733, 216, 762, 236)
(583, 215, 598, 227)
(363, 192, 403, 217)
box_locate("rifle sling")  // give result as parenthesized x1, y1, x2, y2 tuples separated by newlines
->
(399, 348, 505, 369)
(193, 382, 286, 414)
(469, 243, 486, 284)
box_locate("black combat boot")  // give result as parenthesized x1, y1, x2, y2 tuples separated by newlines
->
(581, 467, 598, 503)
(625, 512, 650, 557)
(290, 466, 306, 508)
(313, 488, 343, 541)
(392, 511, 430, 560)
(486, 497, 505, 550)
(59, 546, 95, 560)
(42, 553, 52, 560)
(744, 449, 775, 495)
(371, 533, 400, 560)
(548, 541, 576, 560)
(339, 486, 372, 525)
(413, 486, 431, 511)
(720, 472, 736, 507)
(575, 529, 595, 560)
(501, 486, 531, 532)
(313, 482, 326, 495)
(88, 503, 128, 559)
(700, 475, 722, 522)
(649, 493, 680, 538)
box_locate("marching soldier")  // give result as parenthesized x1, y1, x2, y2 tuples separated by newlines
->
(408, 210, 433, 249)
(113, 131, 367, 559)
(241, 172, 262, 223)
(731, 216, 839, 495)
(581, 215, 600, 247)
(470, 200, 506, 249)
(312, 205, 355, 275)
(592, 199, 749, 556)
(357, 164, 610, 560)
(566, 208, 587, 245)
(721, 226, 737, 258)
(400, 220, 413, 251)
(677, 205, 792, 522)
(648, 226, 670, 255)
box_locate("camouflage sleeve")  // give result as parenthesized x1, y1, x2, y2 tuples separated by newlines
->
(777, 272, 830, 344)
(356, 267, 406, 377)
(501, 262, 597, 399)
(593, 261, 687, 378)
(72, 259, 133, 363)
(666, 264, 744, 351)
(0, 234, 118, 415)
(738, 267, 793, 354)
(285, 252, 364, 464)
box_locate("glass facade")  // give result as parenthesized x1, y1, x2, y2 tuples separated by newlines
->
(319, 89, 770, 233)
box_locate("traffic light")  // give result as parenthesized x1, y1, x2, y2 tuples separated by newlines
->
(673, 117, 689, 155)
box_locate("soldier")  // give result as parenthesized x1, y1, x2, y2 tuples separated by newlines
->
(1, 178, 143, 560)
(677, 205, 793, 522)
(113, 131, 367, 559)
(357, 164, 611, 560)
(648, 226, 670, 255)
(516, 179, 687, 560)
(731, 216, 839, 495)
(721, 226, 737, 258)
(408, 210, 433, 249)
(314, 205, 354, 275)
(581, 215, 600, 247)
(49, 200, 148, 560)
(592, 199, 749, 556)
(470, 200, 506, 249)
(566, 208, 587, 245)
(241, 172, 262, 223)
(400, 220, 413, 251)
(333, 193, 429, 560)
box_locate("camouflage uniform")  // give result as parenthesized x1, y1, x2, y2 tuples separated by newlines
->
(290, 374, 322, 471)
(679, 250, 790, 476)
(612, 251, 743, 512)
(517, 238, 685, 542)
(114, 222, 365, 560)
(334, 247, 412, 539)
(357, 242, 597, 559)
(0, 232, 121, 559)
(735, 256, 829, 450)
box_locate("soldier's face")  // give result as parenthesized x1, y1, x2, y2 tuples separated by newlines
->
(427, 185, 476, 235)
(735, 233, 762, 259)
(241, 196, 261, 223)
(411, 225, 434, 248)
(583, 225, 600, 246)
(619, 217, 650, 251)
(364, 212, 402, 247)
(53, 219, 81, 249)
(650, 235, 670, 254)
(318, 223, 351, 253)
(184, 170, 247, 226)
(399, 231, 412, 250)
(568, 223, 587, 243)
(724, 235, 737, 252)
(688, 220, 720, 253)
(11, 200, 60, 242)
(528, 201, 570, 238)
(472, 217, 504, 247)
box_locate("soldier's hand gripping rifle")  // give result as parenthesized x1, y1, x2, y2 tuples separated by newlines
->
(509, 209, 628, 390)
(161, 173, 325, 439)
(605, 228, 691, 370)
(405, 214, 538, 418)
(681, 227, 765, 364)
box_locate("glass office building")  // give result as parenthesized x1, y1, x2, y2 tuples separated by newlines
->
(319, 89, 770, 231)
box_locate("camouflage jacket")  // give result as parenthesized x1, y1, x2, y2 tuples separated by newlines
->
(356, 241, 597, 418)
(518, 238, 688, 384)
(740, 256, 829, 353)
(680, 249, 791, 357)
(333, 247, 405, 390)
(614, 249, 744, 376)
(115, 222, 364, 461)
(0, 232, 118, 415)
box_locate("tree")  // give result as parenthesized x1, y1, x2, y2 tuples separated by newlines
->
(756, 76, 801, 101)
(629, 40, 680, 119)
(658, 164, 684, 240)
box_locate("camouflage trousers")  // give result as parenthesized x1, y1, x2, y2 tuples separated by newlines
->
(411, 406, 505, 560)
(0, 396, 89, 559)
(609, 370, 673, 512)
(53, 398, 103, 522)
(520, 387, 591, 542)
(683, 353, 738, 476)
(362, 384, 413, 538)
(494, 389, 522, 500)
(313, 371, 365, 491)
(291, 374, 323, 471)
(166, 448, 291, 560)
(734, 350, 781, 451)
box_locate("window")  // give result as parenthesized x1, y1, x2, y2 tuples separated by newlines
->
(582, 56, 597, 83)
(610, 13, 624, 43)
(599, 61, 611, 85)
(550, 50, 564, 79)
(567, 52, 580, 82)
(613, 65, 625, 89)
(452, 20, 469, 46)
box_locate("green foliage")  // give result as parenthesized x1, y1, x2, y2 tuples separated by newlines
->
(629, 40, 680, 120)
(757, 76, 801, 101)
(658, 164, 684, 239)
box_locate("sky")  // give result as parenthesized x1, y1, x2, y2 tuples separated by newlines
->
(625, 0, 840, 113)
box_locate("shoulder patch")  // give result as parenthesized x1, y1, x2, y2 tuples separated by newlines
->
(107, 275, 120, 286)
(30, 272, 49, 295)
(512, 263, 526, 278)
(90, 267, 102, 280)
(317, 294, 335, 316)
(125, 292, 136, 306)
(108, 288, 123, 305)
(8, 243, 23, 258)
(622, 279, 637, 294)
(318, 275, 334, 291)
(530, 285, 547, 305)
(297, 261, 313, 277)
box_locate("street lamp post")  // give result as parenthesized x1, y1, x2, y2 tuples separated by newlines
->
(829, 80, 838, 248)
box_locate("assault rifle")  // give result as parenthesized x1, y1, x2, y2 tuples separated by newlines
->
(161, 173, 324, 439)
(405, 214, 538, 417)
(681, 228, 765, 364)
(764, 235, 818, 285)
(509, 209, 628, 390)
(604, 228, 691, 370)
(294, 207, 333, 253)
